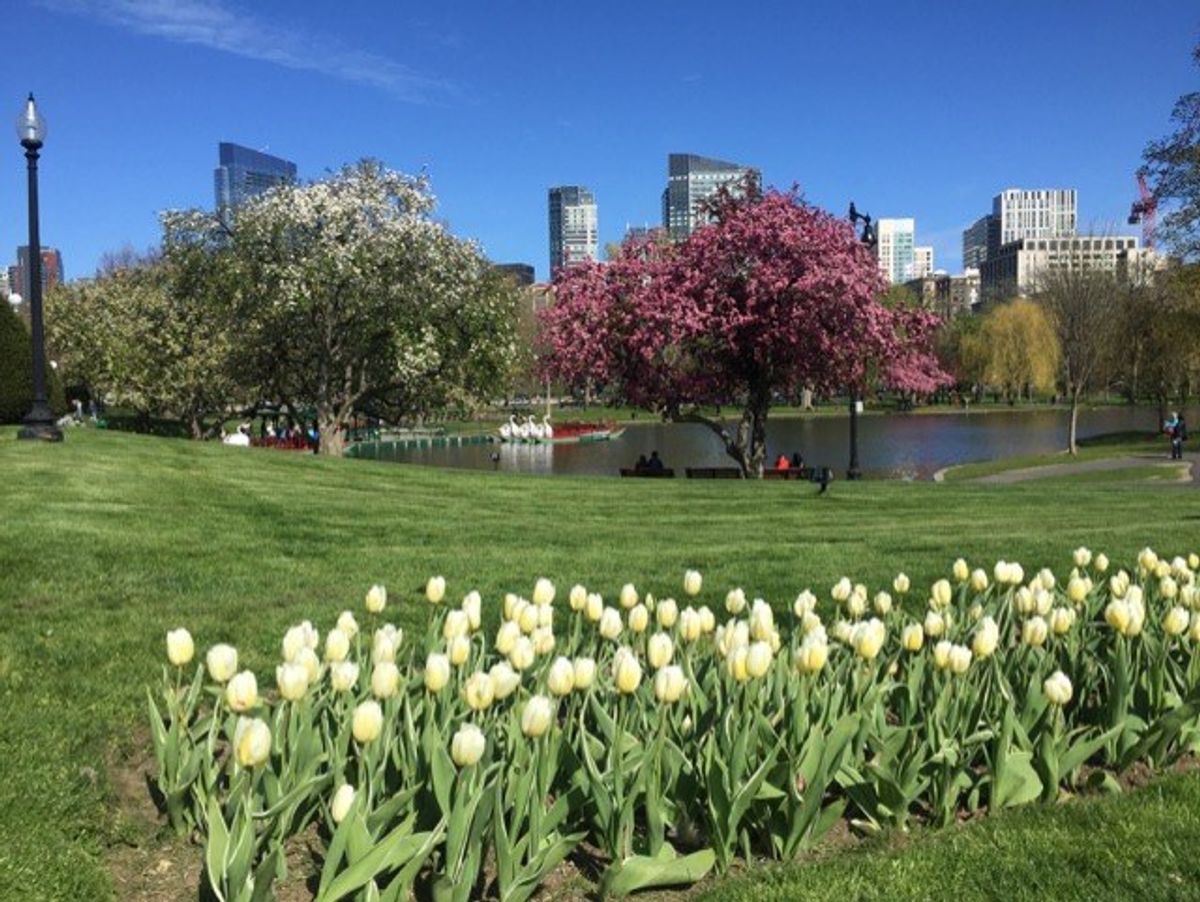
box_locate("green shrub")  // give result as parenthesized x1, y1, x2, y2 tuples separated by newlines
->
(0, 303, 67, 424)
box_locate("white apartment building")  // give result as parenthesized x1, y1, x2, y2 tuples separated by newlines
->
(914, 246, 934, 279)
(876, 218, 916, 285)
(980, 234, 1166, 298)
(993, 188, 1077, 246)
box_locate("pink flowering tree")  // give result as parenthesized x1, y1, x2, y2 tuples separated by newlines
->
(539, 185, 950, 477)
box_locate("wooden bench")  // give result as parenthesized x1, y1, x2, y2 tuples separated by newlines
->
(619, 468, 676, 478)
(685, 467, 743, 479)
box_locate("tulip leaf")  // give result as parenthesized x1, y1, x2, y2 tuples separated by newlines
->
(600, 849, 716, 897)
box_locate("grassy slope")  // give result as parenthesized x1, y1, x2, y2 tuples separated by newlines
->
(1, 428, 1198, 900)
(940, 431, 1171, 481)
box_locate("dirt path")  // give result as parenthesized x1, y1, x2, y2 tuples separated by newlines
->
(974, 454, 1195, 485)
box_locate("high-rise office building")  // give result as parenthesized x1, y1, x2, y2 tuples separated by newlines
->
(495, 263, 536, 287)
(876, 219, 916, 285)
(914, 246, 934, 279)
(548, 186, 598, 273)
(962, 215, 993, 268)
(214, 142, 297, 214)
(980, 234, 1164, 299)
(992, 188, 1076, 250)
(11, 245, 63, 299)
(662, 153, 758, 241)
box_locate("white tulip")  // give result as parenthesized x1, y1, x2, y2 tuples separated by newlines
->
(572, 656, 596, 689)
(337, 610, 359, 638)
(234, 716, 271, 767)
(371, 661, 400, 699)
(331, 783, 355, 824)
(599, 607, 623, 640)
(166, 628, 194, 667)
(619, 583, 639, 609)
(683, 570, 702, 597)
(521, 695, 554, 738)
(546, 656, 576, 696)
(656, 598, 679, 629)
(325, 628, 350, 663)
(276, 662, 309, 701)
(426, 575, 446, 604)
(647, 632, 674, 669)
(1043, 670, 1073, 706)
(654, 665, 688, 703)
(330, 661, 359, 692)
(489, 662, 521, 699)
(365, 584, 387, 614)
(225, 670, 258, 712)
(532, 577, 556, 606)
(451, 724, 487, 767)
(205, 644, 238, 683)
(352, 700, 383, 743)
(424, 652, 451, 691)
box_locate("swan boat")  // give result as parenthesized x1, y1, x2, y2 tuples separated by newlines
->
(497, 416, 626, 445)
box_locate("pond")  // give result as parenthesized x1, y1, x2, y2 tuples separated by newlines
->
(355, 405, 1195, 480)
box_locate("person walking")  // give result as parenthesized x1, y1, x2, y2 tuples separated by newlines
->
(1166, 412, 1187, 460)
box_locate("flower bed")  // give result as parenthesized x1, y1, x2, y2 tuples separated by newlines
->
(150, 549, 1200, 900)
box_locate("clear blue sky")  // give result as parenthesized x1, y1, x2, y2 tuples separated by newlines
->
(1, 0, 1196, 283)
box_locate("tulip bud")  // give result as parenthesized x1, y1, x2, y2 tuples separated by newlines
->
(352, 700, 383, 743)
(1037, 568, 1056, 591)
(330, 661, 359, 692)
(831, 578, 852, 603)
(901, 623, 924, 652)
(1094, 553, 1109, 573)
(1105, 599, 1132, 636)
(599, 607, 623, 641)
(656, 598, 679, 629)
(846, 593, 867, 619)
(337, 610, 359, 638)
(628, 603, 650, 633)
(275, 662, 309, 701)
(372, 630, 396, 664)
(1022, 616, 1048, 648)
(948, 644, 972, 674)
(537, 605, 554, 629)
(1073, 547, 1091, 568)
(331, 783, 355, 824)
(726, 646, 749, 682)
(517, 603, 539, 635)
(972, 617, 999, 659)
(206, 644, 238, 683)
(324, 628, 350, 663)
(952, 558, 969, 583)
(683, 570, 703, 597)
(521, 695, 554, 738)
(424, 653, 451, 691)
(585, 593, 604, 621)
(749, 601, 775, 640)
(793, 590, 817, 617)
(451, 723, 486, 767)
(546, 656, 576, 696)
(489, 662, 521, 699)
(509, 636, 535, 670)
(1161, 576, 1179, 600)
(426, 575, 446, 604)
(573, 656, 596, 689)
(851, 618, 886, 661)
(225, 670, 258, 712)
(1189, 553, 1199, 572)
(873, 591, 893, 615)
(654, 665, 688, 703)
(969, 569, 989, 593)
(166, 628, 194, 667)
(443, 610, 469, 642)
(1164, 606, 1189, 637)
(1043, 670, 1073, 706)
(647, 632, 674, 669)
(569, 584, 587, 611)
(725, 588, 747, 615)
(930, 579, 952, 611)
(893, 573, 911, 595)
(619, 583, 639, 610)
(746, 641, 773, 678)
(365, 584, 387, 614)
(532, 577, 556, 607)
(923, 610, 946, 638)
(462, 591, 482, 631)
(448, 635, 471, 667)
(698, 606, 716, 633)
(1138, 547, 1159, 574)
(1048, 607, 1075, 636)
(495, 621, 520, 655)
(1033, 587, 1053, 617)
(795, 636, 829, 674)
(932, 640, 953, 670)
(234, 716, 271, 767)
(371, 661, 400, 699)
(613, 647, 643, 693)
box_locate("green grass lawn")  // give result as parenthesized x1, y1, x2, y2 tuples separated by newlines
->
(1, 427, 1198, 900)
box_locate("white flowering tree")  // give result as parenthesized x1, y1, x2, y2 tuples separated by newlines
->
(226, 160, 519, 455)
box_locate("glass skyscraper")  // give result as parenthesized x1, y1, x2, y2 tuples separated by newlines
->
(213, 142, 297, 215)
(661, 153, 758, 241)
(548, 186, 598, 273)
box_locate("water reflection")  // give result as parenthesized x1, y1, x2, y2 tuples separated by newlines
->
(372, 406, 1195, 480)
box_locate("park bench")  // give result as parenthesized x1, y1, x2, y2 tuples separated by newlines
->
(619, 468, 675, 478)
(685, 467, 743, 479)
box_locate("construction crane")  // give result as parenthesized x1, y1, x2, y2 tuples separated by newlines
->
(1128, 171, 1157, 249)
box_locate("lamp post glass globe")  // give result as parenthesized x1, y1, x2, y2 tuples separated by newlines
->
(16, 93, 45, 146)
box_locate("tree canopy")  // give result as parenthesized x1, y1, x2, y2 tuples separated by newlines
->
(1142, 42, 1200, 259)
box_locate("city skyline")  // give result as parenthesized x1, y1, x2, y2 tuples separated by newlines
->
(0, 1, 1194, 283)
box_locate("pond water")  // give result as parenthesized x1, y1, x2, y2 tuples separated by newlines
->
(360, 405, 1195, 480)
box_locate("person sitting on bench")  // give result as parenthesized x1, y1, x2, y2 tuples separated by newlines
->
(774, 453, 790, 470)
(646, 451, 665, 472)
(634, 453, 648, 472)
(791, 451, 803, 469)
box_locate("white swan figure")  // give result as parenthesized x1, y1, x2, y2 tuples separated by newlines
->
(541, 414, 554, 440)
(499, 414, 517, 440)
(517, 417, 532, 441)
(528, 416, 544, 441)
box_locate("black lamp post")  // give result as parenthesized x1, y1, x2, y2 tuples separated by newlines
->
(16, 93, 61, 442)
(845, 202, 877, 480)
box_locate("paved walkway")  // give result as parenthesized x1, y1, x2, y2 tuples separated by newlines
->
(974, 453, 1196, 485)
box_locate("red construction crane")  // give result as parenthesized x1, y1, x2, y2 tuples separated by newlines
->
(1128, 171, 1157, 249)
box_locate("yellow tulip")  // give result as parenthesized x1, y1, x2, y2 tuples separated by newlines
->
(932, 640, 952, 670)
(628, 604, 650, 634)
(448, 635, 471, 667)
(572, 656, 596, 689)
(451, 724, 486, 767)
(725, 588, 747, 615)
(1022, 616, 1048, 647)
(619, 583, 639, 610)
(546, 656, 576, 696)
(205, 644, 238, 683)
(952, 558, 969, 583)
(948, 644, 972, 675)
(509, 637, 535, 670)
(424, 652, 451, 691)
(463, 671, 495, 710)
(585, 593, 604, 622)
(234, 716, 271, 767)
(746, 641, 773, 678)
(613, 647, 643, 693)
(795, 636, 829, 674)
(851, 618, 886, 661)
(495, 621, 520, 655)
(352, 700, 383, 743)
(330, 661, 359, 692)
(654, 665, 688, 703)
(656, 598, 679, 629)
(599, 607, 623, 640)
(324, 628, 350, 663)
(532, 577, 556, 607)
(1164, 606, 1189, 637)
(331, 783, 355, 824)
(426, 575, 446, 604)
(569, 584, 588, 611)
(521, 695, 554, 738)
(683, 570, 702, 597)
(365, 584, 387, 614)
(893, 573, 911, 595)
(972, 617, 999, 659)
(901, 623, 924, 652)
(970, 569, 989, 593)
(166, 628, 194, 667)
(647, 632, 674, 669)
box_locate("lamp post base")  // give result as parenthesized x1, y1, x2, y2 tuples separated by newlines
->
(846, 467, 862, 481)
(18, 403, 63, 442)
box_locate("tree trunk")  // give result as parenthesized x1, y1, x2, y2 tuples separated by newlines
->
(318, 405, 346, 457)
(1068, 390, 1080, 455)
